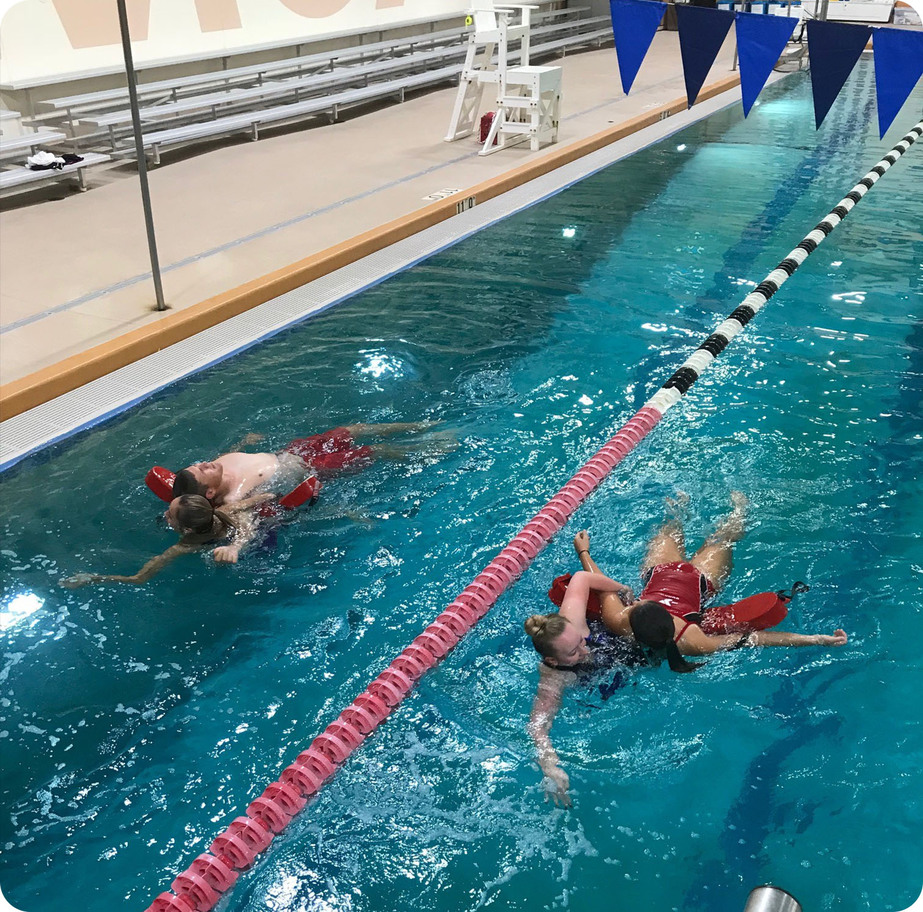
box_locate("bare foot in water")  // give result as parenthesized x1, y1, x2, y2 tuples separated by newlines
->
(665, 490, 691, 522)
(707, 491, 749, 545)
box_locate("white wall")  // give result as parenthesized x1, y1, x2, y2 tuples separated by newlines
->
(0, 0, 472, 88)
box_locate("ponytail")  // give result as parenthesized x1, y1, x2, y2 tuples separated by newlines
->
(664, 639, 703, 674)
(213, 509, 237, 533)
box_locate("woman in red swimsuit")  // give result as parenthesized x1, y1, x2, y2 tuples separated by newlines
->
(567, 492, 846, 670)
(525, 494, 848, 805)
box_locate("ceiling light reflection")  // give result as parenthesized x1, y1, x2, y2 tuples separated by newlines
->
(0, 592, 44, 632)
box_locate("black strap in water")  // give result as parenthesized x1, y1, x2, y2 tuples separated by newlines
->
(778, 581, 810, 600)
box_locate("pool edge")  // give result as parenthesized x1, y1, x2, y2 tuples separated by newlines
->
(0, 73, 741, 422)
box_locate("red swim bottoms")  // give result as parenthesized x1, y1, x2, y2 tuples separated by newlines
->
(282, 427, 374, 474)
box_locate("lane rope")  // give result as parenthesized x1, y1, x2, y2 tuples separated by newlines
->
(145, 120, 922, 912)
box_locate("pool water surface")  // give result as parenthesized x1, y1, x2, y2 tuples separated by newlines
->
(1, 62, 921, 912)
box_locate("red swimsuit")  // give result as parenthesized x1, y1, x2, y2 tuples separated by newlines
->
(282, 427, 374, 475)
(639, 562, 716, 641)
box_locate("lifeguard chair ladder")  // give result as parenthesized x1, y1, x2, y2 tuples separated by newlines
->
(443, 4, 535, 143)
(479, 62, 561, 155)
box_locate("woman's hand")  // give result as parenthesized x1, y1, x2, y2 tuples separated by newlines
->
(814, 629, 848, 647)
(573, 530, 590, 555)
(213, 545, 241, 564)
(542, 767, 572, 808)
(59, 573, 98, 589)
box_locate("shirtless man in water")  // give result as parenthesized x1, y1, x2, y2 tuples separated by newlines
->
(171, 421, 438, 503)
(61, 421, 449, 585)
(167, 421, 445, 562)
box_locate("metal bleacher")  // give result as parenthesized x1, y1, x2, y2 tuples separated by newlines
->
(13, 4, 611, 177)
(0, 123, 109, 194)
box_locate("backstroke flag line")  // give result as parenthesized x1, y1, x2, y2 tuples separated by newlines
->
(675, 4, 735, 108)
(735, 10, 797, 117)
(806, 20, 872, 127)
(873, 28, 923, 137)
(607, 0, 923, 131)
(609, 0, 666, 95)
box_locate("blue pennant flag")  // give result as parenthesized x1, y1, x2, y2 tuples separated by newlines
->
(675, 5, 736, 108)
(735, 11, 797, 116)
(806, 20, 872, 128)
(873, 27, 923, 138)
(609, 0, 667, 95)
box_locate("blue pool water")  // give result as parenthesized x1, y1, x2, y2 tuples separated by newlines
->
(1, 62, 921, 911)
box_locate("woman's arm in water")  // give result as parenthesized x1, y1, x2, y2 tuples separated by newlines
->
(223, 493, 275, 513)
(60, 542, 200, 588)
(226, 432, 265, 452)
(212, 508, 260, 564)
(678, 624, 849, 655)
(527, 665, 574, 808)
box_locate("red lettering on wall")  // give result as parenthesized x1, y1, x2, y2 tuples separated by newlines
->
(52, 0, 150, 49)
(195, 0, 243, 32)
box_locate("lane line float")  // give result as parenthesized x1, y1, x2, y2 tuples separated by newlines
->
(146, 121, 922, 912)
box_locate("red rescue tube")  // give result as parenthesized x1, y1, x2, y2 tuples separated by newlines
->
(145, 466, 320, 513)
(700, 591, 790, 635)
(146, 467, 176, 503)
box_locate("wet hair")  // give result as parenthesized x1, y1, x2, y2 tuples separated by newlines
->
(524, 613, 569, 658)
(172, 468, 207, 499)
(173, 494, 235, 538)
(628, 600, 703, 673)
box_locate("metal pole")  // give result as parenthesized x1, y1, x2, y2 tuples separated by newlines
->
(744, 885, 803, 912)
(116, 0, 167, 312)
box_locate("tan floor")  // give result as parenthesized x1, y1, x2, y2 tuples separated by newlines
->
(0, 32, 741, 386)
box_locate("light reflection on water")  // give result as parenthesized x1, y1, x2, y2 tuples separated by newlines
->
(0, 64, 921, 912)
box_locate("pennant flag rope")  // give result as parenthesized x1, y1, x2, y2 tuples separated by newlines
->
(609, 0, 667, 95)
(676, 4, 736, 108)
(736, 11, 798, 116)
(873, 27, 923, 137)
(807, 19, 873, 128)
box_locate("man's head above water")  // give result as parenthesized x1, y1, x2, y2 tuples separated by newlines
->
(172, 462, 223, 500)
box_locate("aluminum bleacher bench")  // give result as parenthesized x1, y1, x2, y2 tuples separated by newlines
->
(120, 20, 613, 164)
(37, 24, 474, 127)
(0, 152, 110, 194)
(134, 64, 465, 164)
(529, 25, 613, 58)
(0, 129, 68, 160)
(81, 44, 471, 148)
(38, 12, 602, 135)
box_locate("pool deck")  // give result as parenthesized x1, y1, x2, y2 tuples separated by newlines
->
(0, 33, 744, 414)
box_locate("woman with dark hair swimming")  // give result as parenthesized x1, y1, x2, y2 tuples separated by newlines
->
(60, 493, 273, 588)
(525, 494, 847, 806)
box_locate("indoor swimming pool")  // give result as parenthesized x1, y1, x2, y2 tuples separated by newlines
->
(1, 61, 921, 911)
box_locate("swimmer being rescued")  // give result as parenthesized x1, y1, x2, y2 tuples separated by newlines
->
(61, 421, 455, 587)
(524, 493, 847, 807)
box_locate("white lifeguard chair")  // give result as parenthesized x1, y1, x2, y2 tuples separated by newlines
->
(444, 4, 562, 156)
